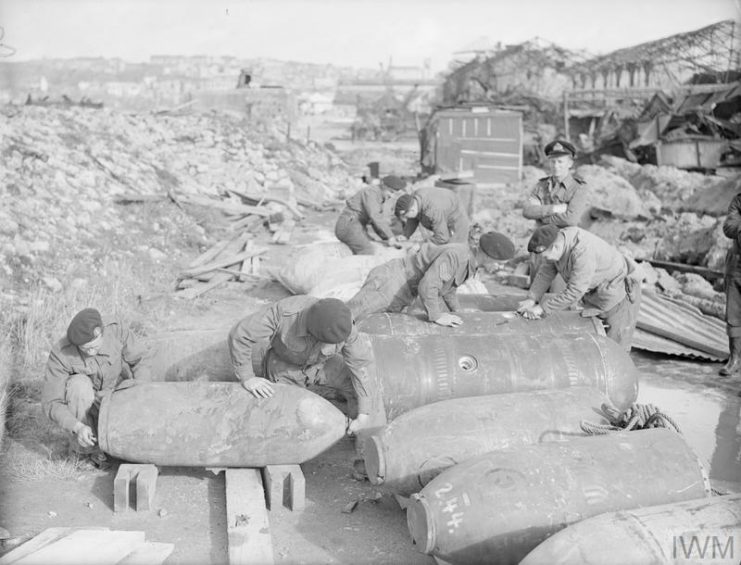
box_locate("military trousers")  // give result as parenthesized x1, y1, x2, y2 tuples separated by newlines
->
(334, 210, 375, 255)
(346, 258, 417, 321)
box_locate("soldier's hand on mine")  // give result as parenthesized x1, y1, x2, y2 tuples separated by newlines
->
(516, 299, 536, 313)
(521, 305, 544, 320)
(242, 377, 274, 399)
(74, 423, 97, 448)
(387, 236, 403, 249)
(434, 313, 463, 327)
(347, 413, 370, 435)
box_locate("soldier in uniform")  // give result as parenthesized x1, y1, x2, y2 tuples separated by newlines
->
(227, 296, 381, 434)
(522, 140, 590, 228)
(334, 175, 407, 255)
(394, 185, 471, 245)
(523, 140, 591, 284)
(42, 308, 153, 470)
(517, 225, 641, 351)
(720, 193, 741, 376)
(346, 232, 516, 326)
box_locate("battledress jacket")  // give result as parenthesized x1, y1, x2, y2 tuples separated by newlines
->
(523, 173, 590, 227)
(42, 321, 152, 432)
(227, 295, 374, 413)
(527, 227, 629, 315)
(344, 184, 395, 240)
(402, 186, 468, 245)
(404, 243, 477, 322)
(723, 193, 741, 273)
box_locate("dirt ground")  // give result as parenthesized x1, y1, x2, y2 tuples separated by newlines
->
(2, 138, 740, 565)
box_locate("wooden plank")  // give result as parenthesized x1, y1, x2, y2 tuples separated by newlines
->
(187, 238, 236, 270)
(115, 542, 174, 565)
(225, 469, 274, 565)
(112, 194, 168, 204)
(176, 272, 233, 300)
(637, 258, 724, 282)
(178, 194, 271, 217)
(226, 188, 305, 220)
(14, 530, 144, 565)
(181, 247, 266, 278)
(0, 528, 87, 564)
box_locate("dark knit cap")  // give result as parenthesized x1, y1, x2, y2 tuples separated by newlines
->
(305, 298, 353, 344)
(479, 232, 516, 260)
(527, 225, 561, 254)
(67, 308, 103, 345)
(394, 194, 413, 218)
(382, 175, 407, 191)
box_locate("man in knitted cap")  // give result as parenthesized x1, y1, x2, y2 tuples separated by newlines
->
(335, 174, 407, 255)
(42, 308, 153, 471)
(228, 295, 380, 434)
(394, 185, 471, 245)
(517, 225, 641, 350)
(347, 231, 516, 326)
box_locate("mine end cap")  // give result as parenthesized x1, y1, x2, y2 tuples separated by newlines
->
(406, 494, 435, 554)
(363, 435, 386, 485)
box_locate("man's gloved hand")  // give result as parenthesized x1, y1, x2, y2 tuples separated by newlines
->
(434, 313, 463, 327)
(551, 203, 568, 214)
(516, 298, 536, 314)
(520, 304, 544, 320)
(242, 377, 274, 399)
(73, 422, 97, 448)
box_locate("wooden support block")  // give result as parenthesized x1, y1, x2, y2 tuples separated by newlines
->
(225, 469, 274, 565)
(135, 465, 159, 511)
(262, 464, 305, 511)
(114, 464, 158, 513)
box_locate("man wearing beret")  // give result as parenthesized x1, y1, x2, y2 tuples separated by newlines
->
(335, 174, 407, 255)
(42, 308, 153, 470)
(228, 296, 381, 434)
(522, 140, 590, 229)
(394, 185, 471, 246)
(517, 225, 642, 350)
(347, 231, 516, 326)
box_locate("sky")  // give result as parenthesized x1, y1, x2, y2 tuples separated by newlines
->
(0, 0, 739, 72)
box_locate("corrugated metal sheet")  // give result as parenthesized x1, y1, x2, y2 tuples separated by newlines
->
(634, 290, 728, 361)
(435, 109, 522, 184)
(632, 328, 722, 361)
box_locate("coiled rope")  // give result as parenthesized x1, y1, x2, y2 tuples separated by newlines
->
(581, 402, 682, 435)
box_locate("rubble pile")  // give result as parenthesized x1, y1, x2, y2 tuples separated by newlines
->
(0, 105, 363, 296)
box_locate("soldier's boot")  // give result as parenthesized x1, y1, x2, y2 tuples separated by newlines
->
(719, 336, 741, 376)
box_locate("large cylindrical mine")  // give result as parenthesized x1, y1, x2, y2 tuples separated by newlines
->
(98, 382, 347, 466)
(455, 293, 545, 312)
(365, 387, 609, 496)
(358, 311, 604, 337)
(372, 332, 639, 419)
(406, 428, 711, 565)
(520, 494, 741, 565)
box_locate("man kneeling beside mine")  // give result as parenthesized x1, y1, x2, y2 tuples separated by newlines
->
(228, 295, 382, 435)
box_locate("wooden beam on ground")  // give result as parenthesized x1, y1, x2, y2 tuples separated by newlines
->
(177, 194, 272, 217)
(224, 469, 275, 565)
(112, 194, 169, 205)
(115, 542, 174, 565)
(637, 258, 724, 281)
(0, 528, 87, 564)
(176, 272, 233, 300)
(226, 189, 305, 220)
(181, 247, 266, 279)
(11, 529, 145, 565)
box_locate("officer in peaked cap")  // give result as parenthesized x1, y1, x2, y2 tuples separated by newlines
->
(544, 140, 576, 158)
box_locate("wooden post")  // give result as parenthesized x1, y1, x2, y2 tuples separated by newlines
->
(562, 90, 570, 141)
